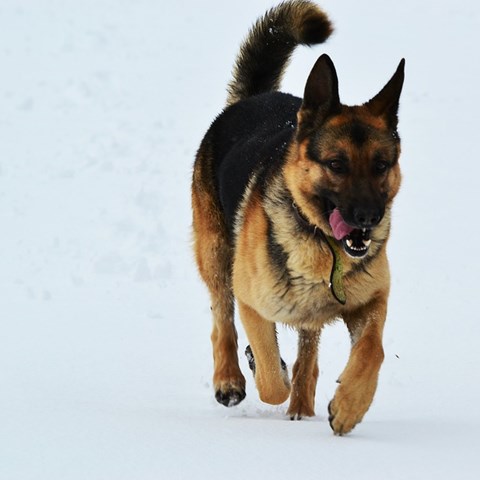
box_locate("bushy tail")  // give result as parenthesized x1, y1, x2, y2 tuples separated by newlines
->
(226, 0, 333, 106)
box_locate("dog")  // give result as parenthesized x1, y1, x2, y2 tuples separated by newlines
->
(191, 0, 404, 435)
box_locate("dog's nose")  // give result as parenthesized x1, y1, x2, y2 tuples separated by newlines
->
(353, 207, 382, 228)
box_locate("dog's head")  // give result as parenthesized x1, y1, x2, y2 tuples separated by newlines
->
(284, 54, 404, 258)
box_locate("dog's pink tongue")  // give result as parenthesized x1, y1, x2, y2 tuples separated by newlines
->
(329, 208, 354, 240)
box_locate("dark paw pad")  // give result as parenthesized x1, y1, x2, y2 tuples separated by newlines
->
(215, 387, 246, 407)
(290, 413, 303, 421)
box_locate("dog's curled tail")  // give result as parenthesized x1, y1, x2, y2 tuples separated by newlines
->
(226, 0, 333, 106)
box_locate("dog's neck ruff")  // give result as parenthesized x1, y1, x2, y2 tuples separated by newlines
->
(291, 202, 346, 305)
(291, 201, 319, 236)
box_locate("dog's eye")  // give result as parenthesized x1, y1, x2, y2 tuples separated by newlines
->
(327, 160, 348, 174)
(374, 161, 390, 175)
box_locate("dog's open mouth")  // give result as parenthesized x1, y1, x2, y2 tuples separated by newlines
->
(327, 204, 372, 258)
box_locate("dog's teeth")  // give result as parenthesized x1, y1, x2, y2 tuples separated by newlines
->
(346, 239, 353, 248)
(362, 239, 371, 247)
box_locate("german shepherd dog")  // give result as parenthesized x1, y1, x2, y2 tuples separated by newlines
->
(192, 0, 404, 435)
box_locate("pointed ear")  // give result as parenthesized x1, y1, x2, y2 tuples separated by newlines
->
(303, 54, 340, 110)
(298, 54, 340, 133)
(365, 59, 405, 129)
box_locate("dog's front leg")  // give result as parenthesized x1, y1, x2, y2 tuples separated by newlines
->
(238, 300, 291, 405)
(328, 293, 387, 435)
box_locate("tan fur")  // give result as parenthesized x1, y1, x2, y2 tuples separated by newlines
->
(192, 144, 246, 403)
(193, 120, 400, 431)
(192, 1, 404, 435)
(287, 329, 321, 419)
(329, 294, 387, 434)
(238, 300, 291, 405)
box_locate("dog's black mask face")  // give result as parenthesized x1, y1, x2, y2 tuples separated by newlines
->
(321, 192, 384, 257)
(303, 120, 402, 258)
(285, 55, 404, 258)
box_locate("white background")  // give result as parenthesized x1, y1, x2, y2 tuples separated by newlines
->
(0, 0, 478, 478)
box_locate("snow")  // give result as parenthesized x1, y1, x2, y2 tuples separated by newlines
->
(1, 0, 479, 478)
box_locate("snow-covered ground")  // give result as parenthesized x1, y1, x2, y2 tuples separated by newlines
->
(1, 0, 479, 478)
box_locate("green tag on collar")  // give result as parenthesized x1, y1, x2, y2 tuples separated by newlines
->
(324, 235, 346, 305)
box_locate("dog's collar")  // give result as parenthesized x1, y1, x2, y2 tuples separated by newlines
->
(291, 202, 346, 305)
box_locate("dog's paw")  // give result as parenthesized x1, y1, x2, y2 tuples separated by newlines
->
(215, 384, 246, 407)
(287, 397, 315, 421)
(327, 391, 366, 435)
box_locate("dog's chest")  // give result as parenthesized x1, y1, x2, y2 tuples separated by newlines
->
(236, 216, 344, 327)
(266, 272, 341, 327)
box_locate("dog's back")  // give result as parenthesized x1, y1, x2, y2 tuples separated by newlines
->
(208, 92, 300, 232)
(197, 1, 332, 233)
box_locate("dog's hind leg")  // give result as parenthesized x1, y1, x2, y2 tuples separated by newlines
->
(192, 152, 246, 407)
(287, 328, 321, 419)
(238, 300, 290, 405)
